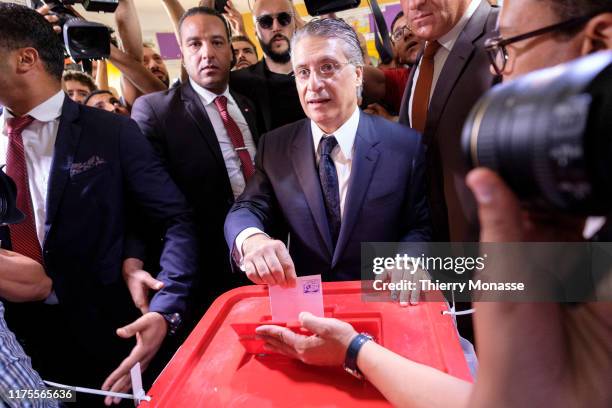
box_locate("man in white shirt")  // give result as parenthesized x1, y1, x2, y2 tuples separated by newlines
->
(398, 0, 500, 242)
(224, 18, 431, 286)
(0, 4, 198, 404)
(130, 6, 260, 321)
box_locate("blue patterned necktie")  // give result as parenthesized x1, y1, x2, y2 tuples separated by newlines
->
(318, 135, 341, 247)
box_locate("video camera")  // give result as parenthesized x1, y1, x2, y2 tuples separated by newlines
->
(463, 51, 612, 215)
(33, 0, 118, 60)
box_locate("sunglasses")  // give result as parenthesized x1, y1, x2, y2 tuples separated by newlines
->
(256, 12, 293, 30)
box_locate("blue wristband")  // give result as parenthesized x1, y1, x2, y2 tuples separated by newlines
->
(343, 333, 373, 379)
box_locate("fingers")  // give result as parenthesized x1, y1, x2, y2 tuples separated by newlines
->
(143, 273, 164, 291)
(103, 374, 130, 406)
(245, 239, 295, 287)
(117, 314, 149, 338)
(276, 247, 297, 288)
(466, 168, 523, 242)
(244, 261, 265, 285)
(299, 312, 338, 338)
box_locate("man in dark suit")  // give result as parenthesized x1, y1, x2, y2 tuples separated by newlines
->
(398, 0, 499, 242)
(224, 19, 431, 285)
(130, 7, 259, 317)
(0, 4, 197, 404)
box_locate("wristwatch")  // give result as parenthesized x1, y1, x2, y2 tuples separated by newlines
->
(160, 312, 182, 336)
(343, 333, 374, 379)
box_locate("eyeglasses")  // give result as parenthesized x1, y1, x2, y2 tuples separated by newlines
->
(255, 12, 293, 30)
(294, 61, 352, 82)
(485, 11, 605, 75)
(391, 25, 411, 42)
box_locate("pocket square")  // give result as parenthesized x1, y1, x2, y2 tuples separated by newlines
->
(70, 155, 107, 177)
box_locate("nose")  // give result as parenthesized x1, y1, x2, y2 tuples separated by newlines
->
(306, 70, 324, 92)
(200, 42, 216, 61)
(271, 16, 283, 32)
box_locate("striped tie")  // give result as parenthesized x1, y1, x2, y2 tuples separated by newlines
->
(5, 115, 43, 264)
(214, 96, 255, 180)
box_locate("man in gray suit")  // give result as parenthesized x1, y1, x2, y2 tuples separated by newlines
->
(398, 0, 499, 242)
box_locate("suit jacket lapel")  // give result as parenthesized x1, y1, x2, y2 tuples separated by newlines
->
(45, 97, 81, 243)
(398, 57, 419, 127)
(290, 121, 333, 256)
(426, 1, 492, 137)
(333, 112, 379, 266)
(181, 82, 227, 169)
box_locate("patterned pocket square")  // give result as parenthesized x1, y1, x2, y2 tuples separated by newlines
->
(70, 155, 107, 177)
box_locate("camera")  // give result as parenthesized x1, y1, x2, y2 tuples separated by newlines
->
(303, 0, 360, 16)
(33, 0, 118, 60)
(462, 51, 612, 215)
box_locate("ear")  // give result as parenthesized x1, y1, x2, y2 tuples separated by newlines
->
(354, 65, 364, 86)
(16, 47, 39, 74)
(581, 12, 612, 55)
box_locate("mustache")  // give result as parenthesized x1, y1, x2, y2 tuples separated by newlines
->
(270, 34, 289, 44)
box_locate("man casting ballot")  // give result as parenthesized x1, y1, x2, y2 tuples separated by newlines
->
(224, 18, 431, 287)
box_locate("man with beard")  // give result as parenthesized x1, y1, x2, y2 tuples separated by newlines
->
(229, 0, 306, 133)
(142, 43, 171, 88)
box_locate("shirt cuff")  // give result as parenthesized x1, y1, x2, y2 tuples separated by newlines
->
(234, 227, 268, 271)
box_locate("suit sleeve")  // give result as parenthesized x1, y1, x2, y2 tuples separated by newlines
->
(122, 97, 168, 262)
(400, 135, 432, 243)
(119, 118, 198, 315)
(224, 133, 283, 258)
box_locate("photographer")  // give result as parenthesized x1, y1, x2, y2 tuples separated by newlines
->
(256, 2, 612, 407)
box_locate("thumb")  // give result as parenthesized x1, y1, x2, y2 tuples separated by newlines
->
(143, 273, 164, 291)
(299, 312, 336, 337)
(117, 315, 148, 338)
(466, 168, 522, 242)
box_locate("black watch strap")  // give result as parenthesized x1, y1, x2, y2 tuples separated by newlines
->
(161, 312, 181, 336)
(344, 333, 373, 379)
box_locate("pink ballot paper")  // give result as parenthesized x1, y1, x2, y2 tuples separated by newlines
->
(268, 274, 324, 322)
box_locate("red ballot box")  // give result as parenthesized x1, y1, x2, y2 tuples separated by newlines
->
(139, 281, 471, 407)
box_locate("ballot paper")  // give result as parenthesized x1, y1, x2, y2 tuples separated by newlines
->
(268, 274, 324, 322)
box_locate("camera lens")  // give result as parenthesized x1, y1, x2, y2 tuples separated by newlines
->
(462, 52, 612, 214)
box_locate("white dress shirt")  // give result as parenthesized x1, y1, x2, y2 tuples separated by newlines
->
(235, 107, 361, 258)
(408, 0, 481, 124)
(0, 91, 65, 245)
(189, 79, 257, 199)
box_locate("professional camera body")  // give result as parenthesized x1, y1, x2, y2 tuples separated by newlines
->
(463, 51, 612, 215)
(33, 0, 118, 60)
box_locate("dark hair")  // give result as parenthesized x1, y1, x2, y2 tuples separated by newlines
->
(83, 89, 114, 105)
(231, 35, 258, 57)
(62, 70, 97, 92)
(0, 3, 65, 81)
(544, 0, 612, 36)
(178, 7, 231, 41)
(390, 11, 405, 34)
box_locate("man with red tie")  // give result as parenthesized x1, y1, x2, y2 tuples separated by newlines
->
(130, 6, 260, 320)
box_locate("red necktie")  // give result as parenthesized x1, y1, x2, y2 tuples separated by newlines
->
(411, 40, 442, 133)
(5, 115, 43, 264)
(214, 96, 255, 180)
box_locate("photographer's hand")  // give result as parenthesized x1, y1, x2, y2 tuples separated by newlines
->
(36, 4, 60, 33)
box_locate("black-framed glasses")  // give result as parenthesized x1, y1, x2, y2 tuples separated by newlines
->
(391, 25, 411, 42)
(255, 12, 293, 30)
(485, 11, 605, 75)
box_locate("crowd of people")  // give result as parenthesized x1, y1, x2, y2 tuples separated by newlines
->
(0, 0, 610, 407)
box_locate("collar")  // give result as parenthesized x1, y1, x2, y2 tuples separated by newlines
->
(1, 90, 64, 135)
(437, 0, 481, 52)
(189, 78, 231, 106)
(311, 107, 360, 160)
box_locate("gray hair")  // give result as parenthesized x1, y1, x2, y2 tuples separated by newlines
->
(290, 18, 364, 97)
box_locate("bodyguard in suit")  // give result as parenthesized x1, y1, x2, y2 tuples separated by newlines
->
(225, 18, 431, 285)
(398, 0, 499, 242)
(131, 7, 258, 317)
(0, 4, 197, 404)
